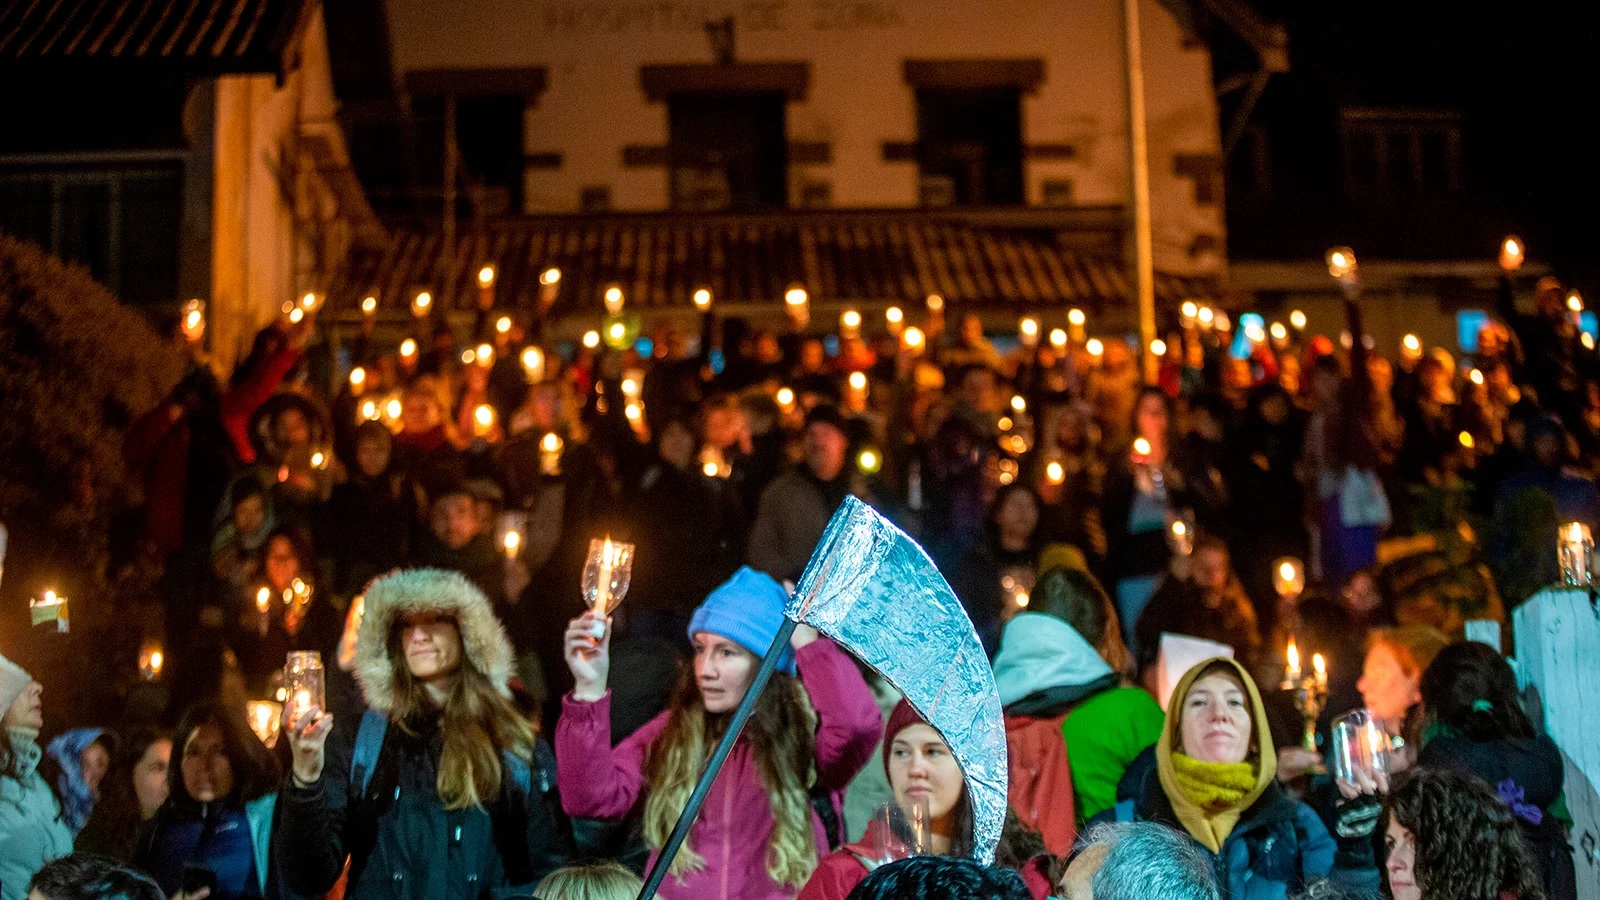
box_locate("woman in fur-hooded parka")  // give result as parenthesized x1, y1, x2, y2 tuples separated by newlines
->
(274, 568, 571, 900)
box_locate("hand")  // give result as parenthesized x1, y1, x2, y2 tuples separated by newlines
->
(1277, 746, 1324, 781)
(565, 612, 612, 702)
(1336, 763, 1389, 800)
(172, 890, 212, 900)
(790, 623, 820, 652)
(286, 706, 333, 786)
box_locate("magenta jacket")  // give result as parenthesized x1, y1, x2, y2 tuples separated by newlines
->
(557, 639, 883, 900)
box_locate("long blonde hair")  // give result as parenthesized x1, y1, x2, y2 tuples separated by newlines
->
(385, 621, 538, 810)
(533, 861, 643, 900)
(642, 667, 819, 886)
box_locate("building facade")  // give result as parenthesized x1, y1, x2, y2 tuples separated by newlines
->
(326, 0, 1251, 328)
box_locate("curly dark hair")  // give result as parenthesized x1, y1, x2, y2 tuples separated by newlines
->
(1385, 768, 1545, 900)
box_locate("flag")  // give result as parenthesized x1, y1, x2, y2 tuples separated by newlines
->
(789, 496, 1007, 863)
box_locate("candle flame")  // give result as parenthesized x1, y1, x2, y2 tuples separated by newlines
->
(1286, 639, 1300, 672)
(1086, 338, 1104, 356)
(149, 650, 163, 674)
(886, 306, 904, 324)
(496, 316, 512, 334)
(478, 265, 496, 286)
(1312, 652, 1326, 677)
(362, 296, 378, 314)
(1133, 437, 1152, 457)
(541, 432, 562, 453)
(693, 288, 712, 309)
(902, 326, 926, 349)
(775, 387, 795, 408)
(1045, 461, 1065, 485)
(400, 339, 417, 358)
(1068, 308, 1087, 326)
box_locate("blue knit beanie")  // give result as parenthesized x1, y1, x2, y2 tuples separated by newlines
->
(688, 567, 796, 675)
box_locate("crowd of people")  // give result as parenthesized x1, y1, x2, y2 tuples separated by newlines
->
(0, 246, 1589, 900)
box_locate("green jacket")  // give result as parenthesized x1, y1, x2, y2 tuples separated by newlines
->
(1062, 686, 1165, 821)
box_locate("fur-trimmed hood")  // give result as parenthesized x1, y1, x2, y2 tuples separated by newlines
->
(354, 568, 514, 714)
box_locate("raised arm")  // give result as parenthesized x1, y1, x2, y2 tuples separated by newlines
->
(794, 635, 884, 790)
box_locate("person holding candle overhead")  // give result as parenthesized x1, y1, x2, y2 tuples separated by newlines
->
(1101, 387, 1188, 656)
(556, 566, 883, 900)
(276, 568, 573, 898)
(1095, 657, 1379, 900)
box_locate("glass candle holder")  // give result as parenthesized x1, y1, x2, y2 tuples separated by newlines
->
(582, 538, 635, 618)
(283, 651, 325, 721)
(1330, 709, 1390, 784)
(1558, 522, 1592, 587)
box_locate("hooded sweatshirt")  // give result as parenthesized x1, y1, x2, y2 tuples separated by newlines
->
(45, 726, 105, 834)
(992, 613, 1163, 823)
(1105, 656, 1378, 900)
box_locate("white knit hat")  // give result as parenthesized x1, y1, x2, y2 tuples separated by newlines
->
(0, 653, 31, 716)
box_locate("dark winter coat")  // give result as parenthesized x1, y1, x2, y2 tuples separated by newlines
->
(275, 718, 570, 900)
(138, 794, 287, 900)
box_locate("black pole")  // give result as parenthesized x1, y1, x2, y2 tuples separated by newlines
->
(636, 616, 799, 900)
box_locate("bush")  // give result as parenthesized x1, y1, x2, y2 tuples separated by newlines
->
(0, 233, 182, 657)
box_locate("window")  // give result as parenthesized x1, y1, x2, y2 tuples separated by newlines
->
(413, 93, 525, 215)
(915, 87, 1024, 206)
(0, 165, 181, 307)
(405, 69, 544, 217)
(1340, 108, 1461, 202)
(667, 92, 787, 211)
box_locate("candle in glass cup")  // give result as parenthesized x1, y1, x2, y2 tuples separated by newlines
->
(283, 651, 325, 721)
(539, 433, 563, 475)
(582, 537, 635, 619)
(1558, 521, 1592, 587)
(1272, 557, 1305, 601)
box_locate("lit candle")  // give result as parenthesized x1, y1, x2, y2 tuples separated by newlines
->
(841, 309, 862, 337)
(1290, 310, 1307, 330)
(361, 296, 378, 317)
(294, 689, 312, 718)
(181, 299, 206, 341)
(412, 291, 432, 318)
(857, 448, 882, 475)
(399, 339, 417, 363)
(521, 346, 545, 382)
(1273, 557, 1305, 600)
(902, 326, 926, 352)
(885, 306, 904, 334)
(1086, 338, 1104, 360)
(693, 288, 713, 310)
(350, 366, 367, 393)
(473, 405, 495, 438)
(1401, 334, 1422, 361)
(926, 293, 944, 314)
(478, 265, 496, 288)
(496, 316, 512, 335)
(1048, 328, 1068, 350)
(1019, 317, 1040, 348)
(1045, 461, 1065, 486)
(775, 387, 796, 412)
(1312, 652, 1328, 690)
(540, 433, 563, 475)
(595, 538, 614, 616)
(604, 285, 625, 316)
(503, 529, 521, 558)
(1132, 437, 1152, 461)
(1286, 638, 1301, 681)
(1068, 308, 1087, 342)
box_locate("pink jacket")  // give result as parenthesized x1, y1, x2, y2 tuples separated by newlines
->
(557, 639, 883, 900)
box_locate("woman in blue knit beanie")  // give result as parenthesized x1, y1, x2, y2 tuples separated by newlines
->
(556, 566, 884, 900)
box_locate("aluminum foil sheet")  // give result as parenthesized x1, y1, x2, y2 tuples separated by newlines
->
(789, 496, 1008, 863)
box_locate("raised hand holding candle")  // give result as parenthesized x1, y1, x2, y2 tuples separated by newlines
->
(1559, 521, 1592, 587)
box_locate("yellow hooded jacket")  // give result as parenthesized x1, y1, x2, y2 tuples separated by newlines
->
(1155, 656, 1278, 852)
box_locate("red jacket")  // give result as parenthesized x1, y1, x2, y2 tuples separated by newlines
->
(797, 819, 1054, 900)
(557, 639, 882, 900)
